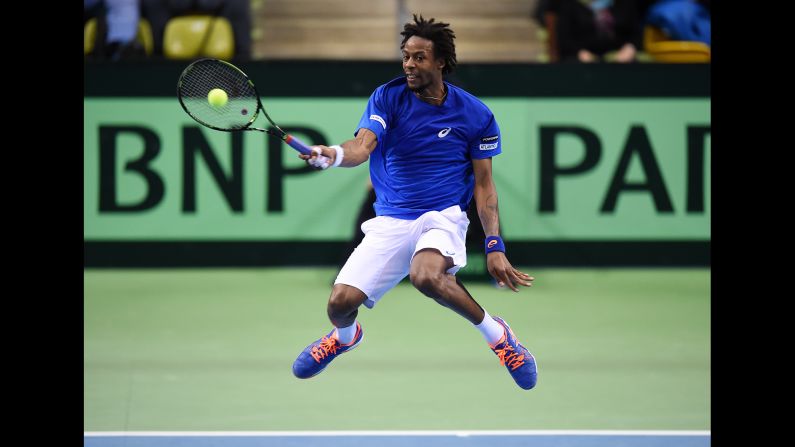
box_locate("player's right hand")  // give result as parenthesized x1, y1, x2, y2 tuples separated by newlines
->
(300, 145, 335, 170)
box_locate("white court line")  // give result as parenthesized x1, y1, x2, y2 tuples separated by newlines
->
(85, 430, 710, 437)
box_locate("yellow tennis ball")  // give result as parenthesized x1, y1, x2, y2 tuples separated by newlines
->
(207, 88, 228, 108)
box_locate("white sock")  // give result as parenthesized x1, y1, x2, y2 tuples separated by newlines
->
(475, 310, 505, 346)
(334, 322, 358, 344)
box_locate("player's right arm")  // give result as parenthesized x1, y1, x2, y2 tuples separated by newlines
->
(300, 128, 378, 169)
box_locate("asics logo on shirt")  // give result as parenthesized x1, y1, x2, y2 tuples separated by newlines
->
(438, 127, 451, 138)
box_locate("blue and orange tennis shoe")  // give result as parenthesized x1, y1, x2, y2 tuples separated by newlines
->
(490, 317, 537, 390)
(292, 322, 363, 379)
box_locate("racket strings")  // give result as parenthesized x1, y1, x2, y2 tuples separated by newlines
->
(178, 59, 260, 130)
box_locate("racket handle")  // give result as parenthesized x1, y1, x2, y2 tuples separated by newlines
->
(284, 134, 313, 155)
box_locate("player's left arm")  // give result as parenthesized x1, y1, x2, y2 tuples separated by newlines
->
(472, 158, 534, 291)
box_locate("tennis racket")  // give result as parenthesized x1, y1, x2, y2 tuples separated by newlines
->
(177, 58, 326, 161)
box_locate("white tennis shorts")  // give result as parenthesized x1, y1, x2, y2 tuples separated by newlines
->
(335, 204, 470, 309)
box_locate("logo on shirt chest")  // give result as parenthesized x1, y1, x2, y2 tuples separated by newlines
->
(437, 127, 451, 138)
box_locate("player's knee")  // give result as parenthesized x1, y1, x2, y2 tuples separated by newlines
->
(327, 286, 360, 319)
(327, 294, 352, 319)
(410, 271, 445, 297)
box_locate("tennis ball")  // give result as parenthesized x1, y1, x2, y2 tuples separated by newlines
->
(207, 88, 228, 108)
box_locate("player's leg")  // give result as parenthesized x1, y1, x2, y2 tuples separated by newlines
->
(327, 284, 364, 327)
(292, 215, 413, 379)
(291, 284, 367, 379)
(409, 248, 484, 324)
(326, 283, 368, 342)
(410, 221, 537, 390)
(409, 250, 503, 343)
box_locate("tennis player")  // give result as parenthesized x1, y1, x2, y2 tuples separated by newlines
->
(292, 15, 537, 390)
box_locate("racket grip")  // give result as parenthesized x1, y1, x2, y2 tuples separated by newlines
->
(284, 134, 313, 155)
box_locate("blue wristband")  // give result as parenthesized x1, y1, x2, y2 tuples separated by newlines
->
(485, 236, 505, 254)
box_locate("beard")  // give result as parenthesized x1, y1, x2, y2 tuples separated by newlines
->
(408, 83, 428, 93)
(406, 74, 431, 93)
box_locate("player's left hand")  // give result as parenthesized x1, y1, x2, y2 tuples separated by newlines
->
(486, 252, 534, 292)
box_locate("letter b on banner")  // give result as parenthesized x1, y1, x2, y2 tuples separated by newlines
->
(98, 126, 164, 212)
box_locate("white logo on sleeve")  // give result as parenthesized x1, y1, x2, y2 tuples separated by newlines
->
(479, 135, 499, 150)
(438, 127, 451, 138)
(370, 114, 386, 130)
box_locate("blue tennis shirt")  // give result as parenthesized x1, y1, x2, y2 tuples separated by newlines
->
(356, 77, 502, 219)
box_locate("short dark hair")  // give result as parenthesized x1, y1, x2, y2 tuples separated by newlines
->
(400, 14, 457, 75)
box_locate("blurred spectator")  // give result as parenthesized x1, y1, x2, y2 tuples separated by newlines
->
(645, 0, 710, 46)
(141, 0, 251, 61)
(533, 0, 558, 61)
(545, 0, 644, 63)
(85, 0, 147, 60)
(533, 0, 551, 26)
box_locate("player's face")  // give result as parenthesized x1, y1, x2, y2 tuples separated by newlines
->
(402, 36, 444, 92)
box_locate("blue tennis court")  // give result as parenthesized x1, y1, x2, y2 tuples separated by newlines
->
(84, 431, 711, 447)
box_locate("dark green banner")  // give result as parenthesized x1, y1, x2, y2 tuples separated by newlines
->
(84, 62, 710, 266)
